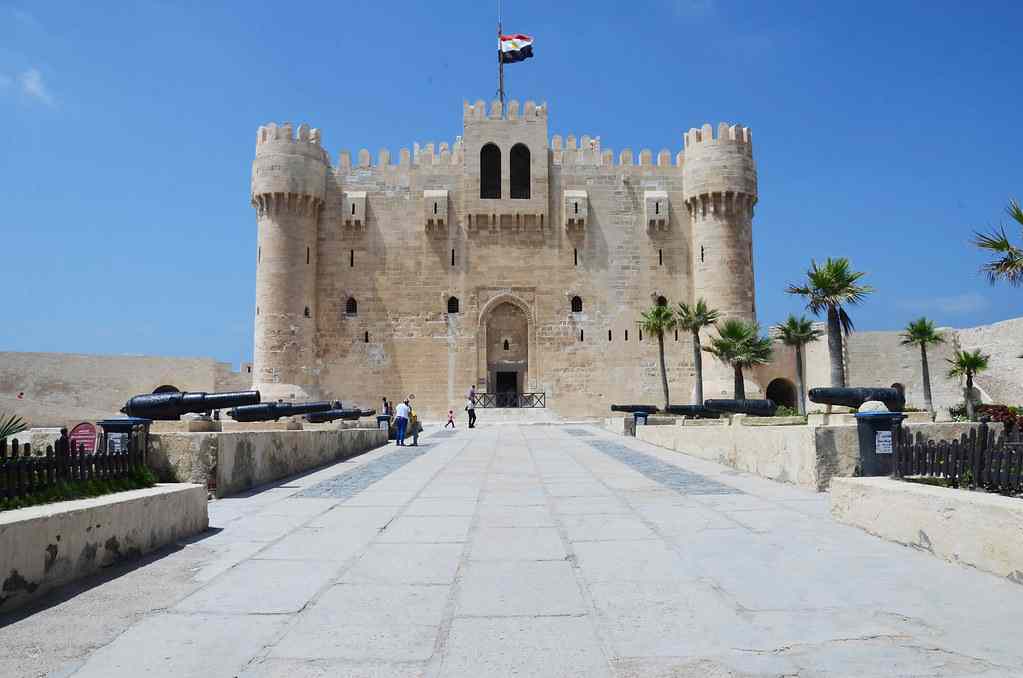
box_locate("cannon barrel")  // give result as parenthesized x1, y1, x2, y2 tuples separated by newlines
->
(610, 404, 659, 414)
(120, 390, 261, 420)
(305, 408, 376, 424)
(703, 399, 778, 417)
(807, 387, 904, 412)
(228, 400, 336, 422)
(661, 405, 717, 418)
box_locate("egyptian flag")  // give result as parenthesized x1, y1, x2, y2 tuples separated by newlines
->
(500, 34, 534, 64)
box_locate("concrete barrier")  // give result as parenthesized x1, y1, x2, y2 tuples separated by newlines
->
(636, 421, 997, 491)
(148, 427, 388, 497)
(0, 484, 208, 612)
(831, 477, 1023, 584)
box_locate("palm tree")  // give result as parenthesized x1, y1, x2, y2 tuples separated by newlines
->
(773, 315, 823, 415)
(677, 298, 720, 405)
(786, 258, 873, 387)
(900, 317, 945, 415)
(704, 319, 773, 399)
(946, 348, 990, 421)
(973, 199, 1023, 287)
(637, 303, 677, 410)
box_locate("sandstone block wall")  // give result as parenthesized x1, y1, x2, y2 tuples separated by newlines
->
(148, 427, 387, 497)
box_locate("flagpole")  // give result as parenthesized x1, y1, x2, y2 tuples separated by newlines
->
(497, 0, 504, 105)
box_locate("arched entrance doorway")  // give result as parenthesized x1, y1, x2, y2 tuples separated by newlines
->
(486, 302, 528, 407)
(766, 378, 797, 409)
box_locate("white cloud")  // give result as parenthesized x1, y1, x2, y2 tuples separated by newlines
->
(18, 68, 53, 105)
(899, 292, 989, 315)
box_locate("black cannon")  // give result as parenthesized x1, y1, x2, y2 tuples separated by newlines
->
(610, 404, 659, 414)
(228, 400, 336, 422)
(305, 408, 376, 424)
(120, 390, 261, 420)
(807, 387, 904, 412)
(661, 404, 718, 418)
(704, 399, 778, 417)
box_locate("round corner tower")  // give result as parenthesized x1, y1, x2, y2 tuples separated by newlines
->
(251, 121, 329, 400)
(682, 122, 759, 396)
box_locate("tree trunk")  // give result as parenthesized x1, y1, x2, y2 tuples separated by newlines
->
(826, 305, 846, 387)
(965, 373, 975, 421)
(795, 345, 807, 416)
(657, 333, 669, 411)
(691, 329, 704, 405)
(920, 344, 934, 414)
(733, 365, 745, 399)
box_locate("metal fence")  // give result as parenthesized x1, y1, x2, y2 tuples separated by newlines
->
(472, 392, 546, 409)
(1, 425, 149, 501)
(894, 422, 1023, 495)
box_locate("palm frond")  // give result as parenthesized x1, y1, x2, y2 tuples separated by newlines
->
(946, 348, 990, 379)
(900, 317, 945, 347)
(0, 412, 27, 440)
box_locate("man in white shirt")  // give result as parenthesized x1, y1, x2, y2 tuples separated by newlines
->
(394, 400, 411, 445)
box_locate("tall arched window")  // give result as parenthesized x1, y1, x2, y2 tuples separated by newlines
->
(510, 143, 530, 199)
(345, 297, 358, 315)
(480, 143, 501, 199)
(571, 296, 583, 313)
(447, 296, 460, 314)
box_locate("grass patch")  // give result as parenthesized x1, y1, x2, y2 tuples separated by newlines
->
(0, 466, 157, 513)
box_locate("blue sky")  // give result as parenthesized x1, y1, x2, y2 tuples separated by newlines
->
(2, 0, 1021, 367)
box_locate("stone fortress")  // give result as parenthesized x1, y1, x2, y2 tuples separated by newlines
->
(251, 99, 759, 418)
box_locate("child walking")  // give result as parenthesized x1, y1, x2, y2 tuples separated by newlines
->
(445, 410, 456, 429)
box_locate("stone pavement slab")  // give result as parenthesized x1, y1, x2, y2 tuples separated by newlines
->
(6, 424, 1023, 678)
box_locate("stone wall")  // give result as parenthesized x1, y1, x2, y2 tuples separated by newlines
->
(148, 427, 387, 497)
(0, 352, 251, 428)
(0, 484, 208, 612)
(831, 477, 1023, 585)
(635, 419, 998, 491)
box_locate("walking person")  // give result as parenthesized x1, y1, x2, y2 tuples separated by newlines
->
(409, 402, 421, 446)
(445, 409, 456, 429)
(393, 399, 411, 445)
(466, 385, 477, 429)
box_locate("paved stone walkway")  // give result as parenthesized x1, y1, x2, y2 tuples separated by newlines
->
(4, 424, 1023, 677)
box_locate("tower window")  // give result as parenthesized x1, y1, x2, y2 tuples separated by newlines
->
(510, 144, 530, 199)
(571, 296, 583, 313)
(304, 306, 310, 317)
(700, 245, 705, 263)
(579, 329, 584, 341)
(351, 203, 356, 215)
(447, 296, 460, 314)
(345, 297, 358, 315)
(350, 249, 354, 267)
(574, 248, 578, 266)
(480, 143, 501, 199)
(655, 201, 660, 215)
(306, 246, 310, 265)
(574, 202, 579, 214)
(608, 330, 612, 341)
(639, 329, 643, 341)
(433, 202, 438, 215)
(503, 339, 510, 351)
(451, 249, 455, 266)
(659, 249, 663, 266)
(364, 331, 369, 343)
(625, 330, 629, 341)
(675, 329, 678, 341)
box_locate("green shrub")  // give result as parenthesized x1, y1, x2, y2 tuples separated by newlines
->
(774, 405, 802, 417)
(0, 466, 157, 512)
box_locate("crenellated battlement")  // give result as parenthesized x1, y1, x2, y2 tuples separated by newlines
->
(334, 138, 465, 171)
(462, 99, 547, 122)
(551, 133, 679, 168)
(683, 122, 752, 150)
(256, 122, 324, 148)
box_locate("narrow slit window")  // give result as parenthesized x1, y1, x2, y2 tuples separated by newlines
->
(351, 203, 356, 215)
(258, 246, 261, 263)
(345, 297, 357, 315)
(304, 306, 310, 317)
(256, 306, 259, 316)
(625, 330, 629, 341)
(306, 246, 310, 265)
(573, 248, 578, 266)
(503, 339, 510, 351)
(700, 245, 705, 263)
(350, 249, 354, 267)
(433, 202, 438, 215)
(579, 329, 584, 342)
(675, 329, 679, 341)
(608, 330, 612, 341)
(571, 296, 583, 313)
(639, 329, 643, 341)
(655, 201, 660, 215)
(364, 331, 369, 343)
(574, 201, 579, 214)
(659, 249, 663, 266)
(451, 249, 455, 266)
